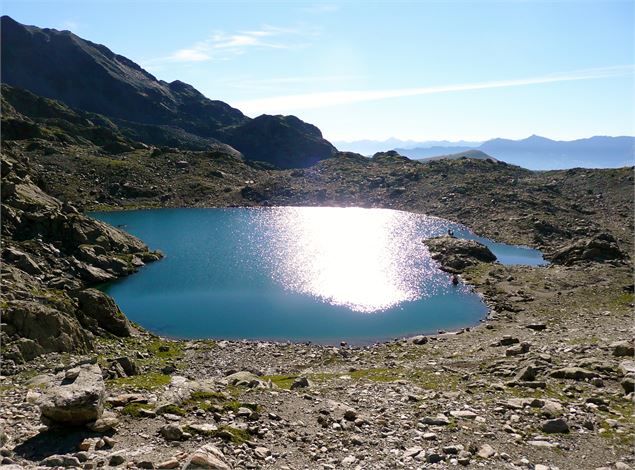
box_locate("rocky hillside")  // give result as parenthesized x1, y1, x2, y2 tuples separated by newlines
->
(1, 16, 337, 168)
(1, 150, 162, 369)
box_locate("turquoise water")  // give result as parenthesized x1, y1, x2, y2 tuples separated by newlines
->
(91, 207, 544, 344)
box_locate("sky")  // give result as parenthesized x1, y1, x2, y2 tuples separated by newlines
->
(3, 0, 634, 143)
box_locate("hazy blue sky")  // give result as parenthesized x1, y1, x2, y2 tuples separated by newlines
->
(3, 1, 634, 142)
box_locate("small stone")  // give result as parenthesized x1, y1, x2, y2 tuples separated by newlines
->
(109, 454, 126, 466)
(421, 414, 449, 425)
(450, 410, 477, 419)
(65, 367, 81, 380)
(137, 461, 155, 469)
(341, 455, 356, 466)
(102, 436, 116, 448)
(526, 323, 547, 331)
(160, 424, 184, 441)
(442, 445, 462, 455)
(157, 459, 180, 469)
(611, 340, 634, 357)
(621, 377, 635, 394)
(183, 444, 230, 470)
(78, 439, 92, 451)
(506, 342, 530, 356)
(615, 462, 632, 470)
(343, 409, 357, 421)
(290, 377, 312, 389)
(254, 447, 271, 460)
(477, 444, 495, 459)
(423, 432, 438, 440)
(411, 335, 428, 345)
(550, 367, 598, 381)
(427, 453, 443, 463)
(403, 446, 423, 458)
(515, 365, 537, 381)
(541, 418, 569, 434)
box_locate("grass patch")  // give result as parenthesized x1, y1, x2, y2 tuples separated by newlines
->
(120, 402, 153, 417)
(156, 404, 186, 416)
(147, 340, 183, 359)
(213, 425, 251, 444)
(108, 373, 171, 390)
(349, 368, 402, 383)
(261, 375, 297, 390)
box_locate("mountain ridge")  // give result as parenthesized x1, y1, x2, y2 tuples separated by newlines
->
(0, 15, 337, 168)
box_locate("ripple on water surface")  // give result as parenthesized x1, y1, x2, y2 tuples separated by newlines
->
(91, 207, 544, 344)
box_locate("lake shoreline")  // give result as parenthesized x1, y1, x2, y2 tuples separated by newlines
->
(2, 150, 633, 469)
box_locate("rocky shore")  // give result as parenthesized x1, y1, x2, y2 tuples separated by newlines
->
(1, 137, 634, 468)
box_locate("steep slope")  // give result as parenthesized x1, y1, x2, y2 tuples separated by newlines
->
(0, 15, 336, 168)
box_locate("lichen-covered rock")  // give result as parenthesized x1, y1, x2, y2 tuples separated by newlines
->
(76, 288, 131, 337)
(39, 363, 106, 426)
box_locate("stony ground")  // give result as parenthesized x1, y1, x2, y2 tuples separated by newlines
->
(1, 258, 633, 469)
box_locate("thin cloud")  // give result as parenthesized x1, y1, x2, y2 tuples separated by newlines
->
(145, 25, 310, 65)
(234, 65, 633, 115)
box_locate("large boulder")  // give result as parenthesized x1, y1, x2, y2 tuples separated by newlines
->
(39, 363, 106, 426)
(550, 233, 628, 265)
(423, 235, 496, 273)
(76, 288, 131, 337)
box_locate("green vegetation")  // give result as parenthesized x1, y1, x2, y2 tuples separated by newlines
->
(214, 425, 251, 444)
(349, 368, 401, 383)
(261, 375, 297, 389)
(156, 404, 186, 416)
(147, 339, 183, 359)
(120, 402, 153, 417)
(108, 373, 171, 390)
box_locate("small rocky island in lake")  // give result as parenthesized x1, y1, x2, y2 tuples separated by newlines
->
(1, 13, 633, 470)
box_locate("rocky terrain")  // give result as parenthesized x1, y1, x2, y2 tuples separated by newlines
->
(1, 16, 634, 469)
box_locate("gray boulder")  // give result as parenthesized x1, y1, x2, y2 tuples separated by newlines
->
(39, 363, 105, 426)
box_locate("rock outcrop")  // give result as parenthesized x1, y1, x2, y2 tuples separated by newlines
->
(550, 233, 629, 265)
(0, 152, 161, 367)
(423, 235, 497, 273)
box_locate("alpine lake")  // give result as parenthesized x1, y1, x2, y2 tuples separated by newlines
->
(91, 207, 545, 345)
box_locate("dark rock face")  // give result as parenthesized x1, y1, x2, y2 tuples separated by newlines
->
(1, 16, 336, 168)
(550, 233, 629, 265)
(423, 235, 497, 273)
(76, 288, 131, 337)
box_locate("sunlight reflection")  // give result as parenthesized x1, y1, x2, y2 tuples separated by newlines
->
(258, 207, 444, 313)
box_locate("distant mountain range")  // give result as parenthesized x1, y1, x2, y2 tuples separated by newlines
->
(334, 138, 482, 155)
(0, 16, 336, 168)
(395, 135, 635, 170)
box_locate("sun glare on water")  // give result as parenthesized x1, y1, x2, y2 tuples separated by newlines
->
(257, 207, 443, 313)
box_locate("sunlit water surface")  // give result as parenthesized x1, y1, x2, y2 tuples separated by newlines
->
(92, 207, 544, 344)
